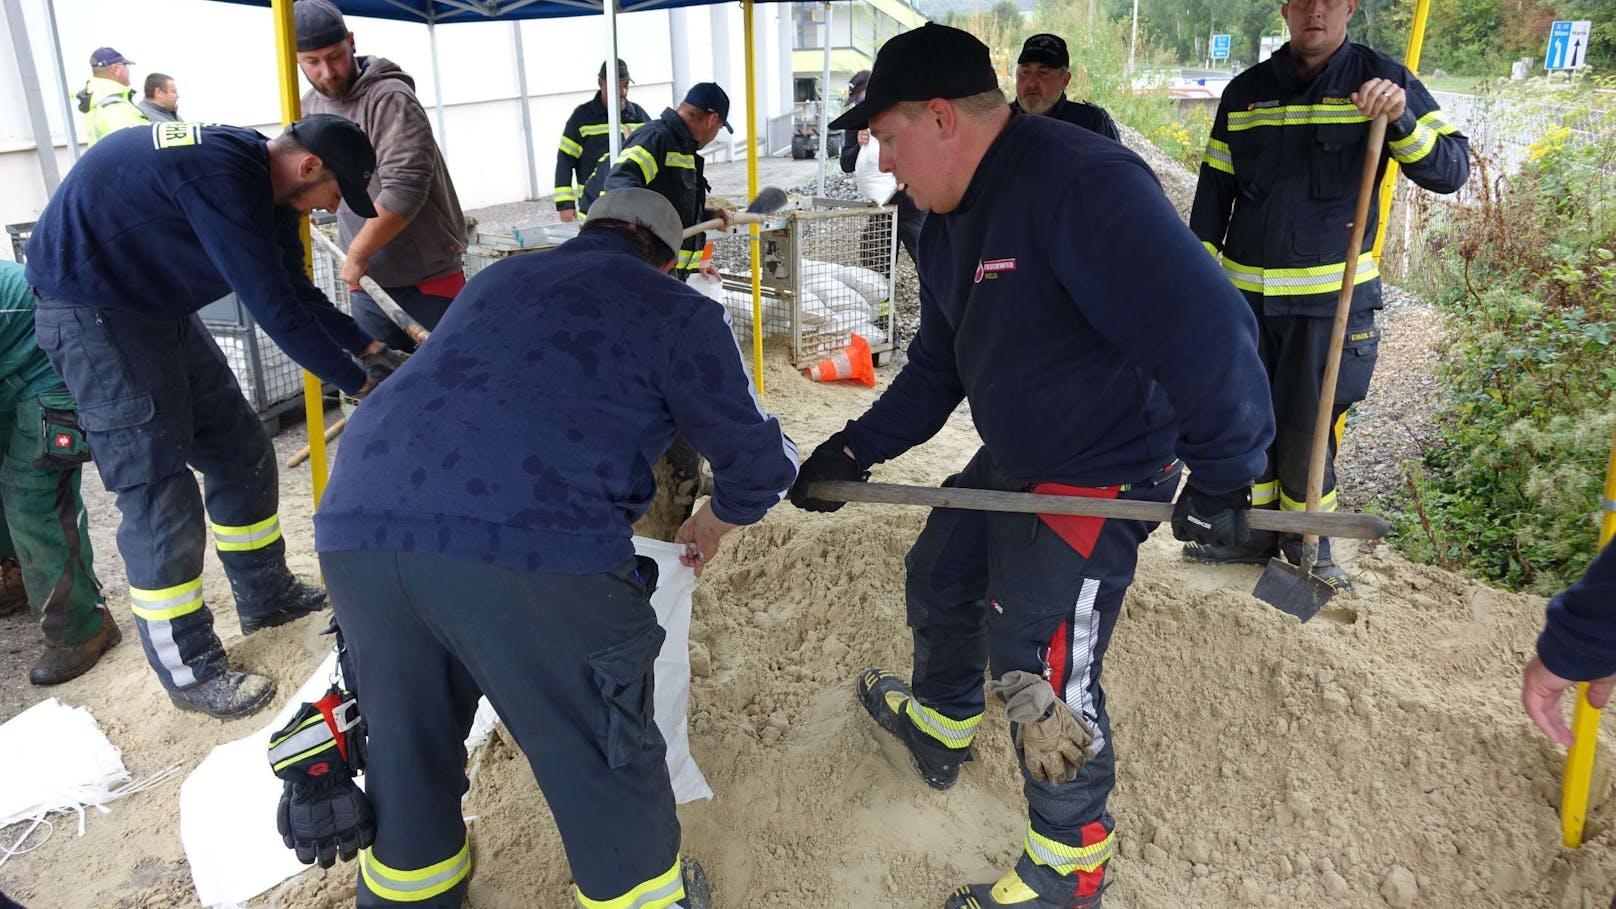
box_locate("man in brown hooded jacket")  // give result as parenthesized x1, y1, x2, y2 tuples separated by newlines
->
(295, 0, 467, 351)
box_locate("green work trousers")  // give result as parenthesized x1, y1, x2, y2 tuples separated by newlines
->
(0, 382, 105, 647)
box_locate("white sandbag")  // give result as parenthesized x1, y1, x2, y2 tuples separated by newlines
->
(836, 264, 890, 309)
(799, 288, 833, 327)
(853, 323, 888, 346)
(854, 135, 897, 206)
(180, 537, 710, 908)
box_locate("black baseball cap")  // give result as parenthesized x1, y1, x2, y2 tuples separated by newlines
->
(829, 24, 999, 131)
(90, 47, 133, 67)
(599, 59, 632, 82)
(294, 0, 350, 52)
(848, 69, 871, 95)
(1019, 33, 1070, 69)
(683, 83, 733, 133)
(285, 114, 378, 218)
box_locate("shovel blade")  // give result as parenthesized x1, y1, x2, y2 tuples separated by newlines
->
(1252, 557, 1335, 621)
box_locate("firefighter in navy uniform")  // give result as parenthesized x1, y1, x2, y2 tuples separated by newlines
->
(24, 115, 408, 719)
(313, 188, 797, 908)
(555, 59, 652, 222)
(792, 24, 1274, 909)
(1008, 34, 1119, 141)
(1187, 0, 1468, 588)
(585, 82, 735, 282)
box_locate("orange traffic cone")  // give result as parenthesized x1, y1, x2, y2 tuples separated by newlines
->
(802, 333, 875, 387)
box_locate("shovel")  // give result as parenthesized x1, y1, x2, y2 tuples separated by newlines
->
(802, 482, 1390, 539)
(682, 186, 790, 239)
(1251, 113, 1389, 621)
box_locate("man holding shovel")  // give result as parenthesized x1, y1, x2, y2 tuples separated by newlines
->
(1187, 0, 1469, 590)
(788, 24, 1273, 908)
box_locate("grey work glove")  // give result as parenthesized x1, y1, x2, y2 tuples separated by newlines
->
(360, 346, 410, 385)
(988, 670, 1095, 783)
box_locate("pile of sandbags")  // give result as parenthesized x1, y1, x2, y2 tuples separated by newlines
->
(718, 258, 888, 350)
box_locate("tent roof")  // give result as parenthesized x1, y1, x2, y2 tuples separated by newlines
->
(207, 0, 782, 24)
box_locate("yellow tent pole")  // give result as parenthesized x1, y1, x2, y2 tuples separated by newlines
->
(1562, 422, 1616, 846)
(1370, 0, 1432, 259)
(272, 0, 329, 507)
(743, 0, 764, 397)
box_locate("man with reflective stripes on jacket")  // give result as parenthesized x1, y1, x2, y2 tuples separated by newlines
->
(24, 115, 403, 719)
(585, 83, 735, 281)
(555, 59, 652, 222)
(314, 188, 797, 908)
(1188, 0, 1468, 588)
(791, 25, 1273, 909)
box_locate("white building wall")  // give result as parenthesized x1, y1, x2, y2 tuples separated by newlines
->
(0, 0, 791, 262)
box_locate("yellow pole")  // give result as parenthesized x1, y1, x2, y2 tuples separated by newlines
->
(743, 0, 764, 397)
(1562, 422, 1616, 846)
(1371, 0, 1432, 259)
(272, 0, 329, 508)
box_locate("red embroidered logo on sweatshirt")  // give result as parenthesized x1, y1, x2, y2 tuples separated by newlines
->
(973, 258, 1017, 283)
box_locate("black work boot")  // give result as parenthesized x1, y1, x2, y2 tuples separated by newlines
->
(0, 558, 27, 617)
(30, 616, 122, 686)
(1181, 528, 1277, 565)
(1279, 538, 1356, 595)
(169, 668, 276, 719)
(678, 856, 711, 909)
(856, 668, 972, 790)
(239, 578, 329, 635)
(944, 864, 1106, 909)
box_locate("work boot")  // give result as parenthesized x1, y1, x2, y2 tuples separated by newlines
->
(944, 866, 1105, 909)
(1181, 530, 1277, 566)
(30, 616, 123, 686)
(169, 668, 276, 719)
(1279, 538, 1356, 596)
(678, 856, 711, 909)
(0, 558, 27, 617)
(239, 579, 329, 635)
(856, 668, 971, 791)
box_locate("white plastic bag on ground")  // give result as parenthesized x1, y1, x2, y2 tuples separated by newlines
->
(180, 537, 710, 908)
(854, 136, 897, 206)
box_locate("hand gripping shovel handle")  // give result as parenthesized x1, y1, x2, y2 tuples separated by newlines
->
(804, 482, 1390, 539)
(310, 230, 431, 346)
(683, 211, 775, 240)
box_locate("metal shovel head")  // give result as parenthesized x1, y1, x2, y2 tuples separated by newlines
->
(1253, 556, 1335, 621)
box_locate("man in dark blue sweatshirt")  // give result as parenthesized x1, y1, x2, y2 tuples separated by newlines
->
(311, 188, 797, 908)
(790, 24, 1273, 909)
(25, 115, 408, 719)
(1523, 545, 1616, 744)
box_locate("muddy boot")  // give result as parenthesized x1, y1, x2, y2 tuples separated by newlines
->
(169, 667, 276, 719)
(678, 856, 711, 909)
(239, 579, 329, 635)
(30, 615, 122, 686)
(856, 668, 972, 791)
(0, 558, 27, 617)
(945, 865, 1106, 909)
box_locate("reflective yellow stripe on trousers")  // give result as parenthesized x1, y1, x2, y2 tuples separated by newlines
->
(211, 514, 283, 552)
(1221, 255, 1378, 297)
(904, 698, 981, 749)
(129, 576, 205, 621)
(360, 839, 471, 903)
(575, 857, 685, 909)
(1024, 825, 1117, 875)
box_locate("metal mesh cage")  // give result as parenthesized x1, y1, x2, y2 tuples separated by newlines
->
(709, 200, 897, 366)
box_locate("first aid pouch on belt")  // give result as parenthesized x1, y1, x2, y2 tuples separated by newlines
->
(33, 387, 91, 471)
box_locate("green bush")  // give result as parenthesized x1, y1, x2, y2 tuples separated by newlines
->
(1401, 82, 1616, 593)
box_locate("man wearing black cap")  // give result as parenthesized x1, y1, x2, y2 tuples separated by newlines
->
(312, 186, 794, 908)
(1009, 34, 1119, 140)
(555, 59, 652, 223)
(839, 69, 926, 266)
(295, 0, 468, 353)
(787, 23, 1273, 909)
(24, 114, 409, 719)
(584, 82, 736, 282)
(75, 47, 148, 145)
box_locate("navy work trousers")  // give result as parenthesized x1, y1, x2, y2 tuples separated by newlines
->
(35, 303, 301, 690)
(320, 548, 681, 908)
(349, 283, 455, 354)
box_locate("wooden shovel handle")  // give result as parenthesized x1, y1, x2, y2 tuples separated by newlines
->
(805, 482, 1391, 539)
(682, 211, 773, 239)
(310, 230, 431, 346)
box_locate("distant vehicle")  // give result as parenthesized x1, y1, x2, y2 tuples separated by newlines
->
(1132, 67, 1232, 101)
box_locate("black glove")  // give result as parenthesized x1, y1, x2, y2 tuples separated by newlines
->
(788, 431, 869, 512)
(269, 686, 373, 869)
(1171, 483, 1252, 548)
(360, 346, 410, 385)
(277, 773, 375, 868)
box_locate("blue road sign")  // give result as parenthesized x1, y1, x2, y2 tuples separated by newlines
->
(1546, 20, 1572, 70)
(1211, 34, 1232, 60)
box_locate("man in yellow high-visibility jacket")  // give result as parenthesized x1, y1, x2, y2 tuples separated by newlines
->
(75, 47, 148, 145)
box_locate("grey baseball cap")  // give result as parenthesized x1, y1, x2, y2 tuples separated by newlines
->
(587, 188, 683, 262)
(294, 0, 350, 52)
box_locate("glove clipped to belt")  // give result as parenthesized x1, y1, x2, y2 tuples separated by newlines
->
(787, 430, 870, 513)
(1170, 482, 1252, 549)
(987, 670, 1096, 784)
(267, 684, 374, 868)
